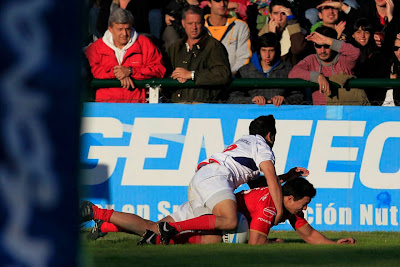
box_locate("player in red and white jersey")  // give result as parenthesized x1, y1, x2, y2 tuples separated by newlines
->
(156, 115, 290, 244)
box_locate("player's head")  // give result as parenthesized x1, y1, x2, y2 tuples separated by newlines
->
(282, 178, 316, 215)
(249, 115, 276, 148)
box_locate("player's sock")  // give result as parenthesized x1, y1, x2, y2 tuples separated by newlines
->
(169, 215, 216, 232)
(92, 205, 114, 222)
(173, 232, 203, 244)
(100, 221, 119, 233)
(186, 235, 203, 244)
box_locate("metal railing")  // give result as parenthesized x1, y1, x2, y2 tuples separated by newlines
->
(90, 78, 400, 103)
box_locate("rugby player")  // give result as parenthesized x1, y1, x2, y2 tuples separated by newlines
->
(156, 114, 285, 245)
(80, 178, 356, 245)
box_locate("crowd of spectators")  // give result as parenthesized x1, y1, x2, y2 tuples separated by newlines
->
(84, 0, 400, 106)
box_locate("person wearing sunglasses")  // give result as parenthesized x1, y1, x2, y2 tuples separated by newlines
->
(288, 26, 368, 105)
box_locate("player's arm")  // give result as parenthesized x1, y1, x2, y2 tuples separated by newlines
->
(248, 230, 284, 245)
(259, 161, 283, 225)
(296, 223, 356, 244)
(248, 230, 268, 245)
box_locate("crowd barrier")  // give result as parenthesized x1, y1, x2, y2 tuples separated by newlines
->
(80, 103, 400, 231)
(90, 78, 400, 103)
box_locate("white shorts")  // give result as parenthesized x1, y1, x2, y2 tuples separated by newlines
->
(188, 163, 236, 217)
(169, 201, 194, 222)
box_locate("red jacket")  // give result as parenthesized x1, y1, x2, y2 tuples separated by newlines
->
(85, 34, 166, 102)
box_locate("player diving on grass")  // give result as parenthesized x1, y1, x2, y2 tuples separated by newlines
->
(80, 178, 356, 245)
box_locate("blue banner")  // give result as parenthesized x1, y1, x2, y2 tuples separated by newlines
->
(81, 103, 400, 231)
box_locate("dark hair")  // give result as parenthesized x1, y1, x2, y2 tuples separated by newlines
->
(249, 115, 276, 137)
(315, 25, 337, 39)
(282, 178, 316, 201)
(182, 5, 204, 24)
(257, 32, 281, 57)
(351, 18, 373, 35)
(318, 0, 339, 7)
(269, 0, 291, 13)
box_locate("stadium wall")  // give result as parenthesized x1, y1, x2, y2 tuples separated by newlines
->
(80, 103, 400, 231)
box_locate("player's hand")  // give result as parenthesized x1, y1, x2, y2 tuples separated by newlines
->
(270, 95, 285, 107)
(337, 237, 356, 244)
(165, 14, 175, 26)
(318, 74, 330, 96)
(267, 238, 285, 243)
(287, 167, 309, 178)
(274, 212, 283, 225)
(280, 167, 309, 183)
(252, 96, 267, 105)
(120, 77, 135, 89)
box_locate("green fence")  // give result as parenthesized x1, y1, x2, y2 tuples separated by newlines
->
(90, 78, 400, 103)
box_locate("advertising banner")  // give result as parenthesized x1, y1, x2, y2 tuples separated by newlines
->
(81, 103, 400, 231)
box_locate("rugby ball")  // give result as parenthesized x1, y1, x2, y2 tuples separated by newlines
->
(222, 212, 249, 244)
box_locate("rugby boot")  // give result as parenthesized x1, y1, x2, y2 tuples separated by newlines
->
(80, 200, 95, 224)
(157, 222, 178, 245)
(87, 220, 107, 240)
(137, 230, 157, 245)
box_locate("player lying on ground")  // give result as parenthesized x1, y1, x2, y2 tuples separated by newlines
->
(79, 166, 306, 244)
(80, 178, 356, 245)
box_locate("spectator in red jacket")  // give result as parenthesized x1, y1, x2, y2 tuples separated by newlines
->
(85, 8, 166, 102)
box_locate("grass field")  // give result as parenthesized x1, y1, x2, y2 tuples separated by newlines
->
(81, 230, 400, 266)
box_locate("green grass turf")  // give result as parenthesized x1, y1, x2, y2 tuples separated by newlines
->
(81, 231, 400, 266)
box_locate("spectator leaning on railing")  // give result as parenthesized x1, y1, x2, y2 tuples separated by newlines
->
(349, 18, 391, 105)
(289, 26, 369, 106)
(85, 8, 166, 103)
(229, 32, 304, 107)
(166, 5, 231, 103)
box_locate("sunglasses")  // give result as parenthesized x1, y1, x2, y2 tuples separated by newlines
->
(393, 46, 400, 51)
(318, 6, 338, 11)
(314, 43, 330, 49)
